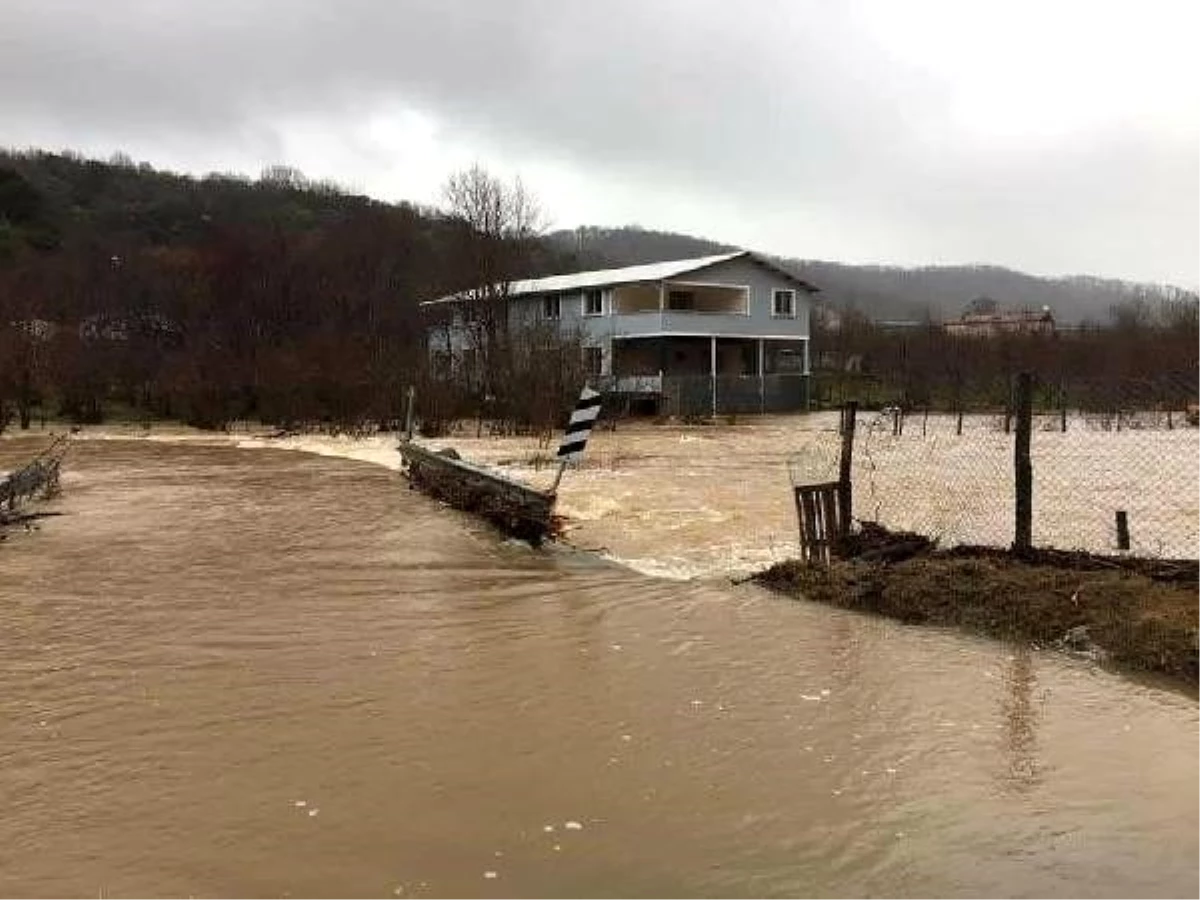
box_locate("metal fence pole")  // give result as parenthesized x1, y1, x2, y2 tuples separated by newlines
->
(1013, 372, 1033, 554)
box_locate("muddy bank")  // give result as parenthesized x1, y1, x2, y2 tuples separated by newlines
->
(753, 548, 1199, 685)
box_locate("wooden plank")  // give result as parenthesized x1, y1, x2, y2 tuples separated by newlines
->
(838, 401, 857, 538)
(793, 487, 811, 561)
(799, 486, 823, 564)
(819, 484, 840, 552)
(811, 486, 826, 562)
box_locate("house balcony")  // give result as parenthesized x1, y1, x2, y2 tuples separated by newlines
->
(602, 281, 808, 339)
(609, 310, 772, 339)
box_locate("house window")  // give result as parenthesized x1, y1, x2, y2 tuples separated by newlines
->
(772, 289, 796, 318)
(667, 290, 695, 311)
(583, 289, 604, 317)
(543, 294, 561, 320)
(583, 346, 603, 377)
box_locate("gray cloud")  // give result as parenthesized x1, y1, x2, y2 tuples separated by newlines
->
(1, 0, 1196, 284)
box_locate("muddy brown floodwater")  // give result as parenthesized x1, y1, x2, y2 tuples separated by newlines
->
(0, 440, 1196, 898)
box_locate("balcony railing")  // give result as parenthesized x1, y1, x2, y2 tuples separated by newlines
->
(589, 373, 811, 414)
(607, 310, 805, 339)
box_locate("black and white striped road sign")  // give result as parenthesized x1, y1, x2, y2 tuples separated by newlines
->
(556, 387, 602, 462)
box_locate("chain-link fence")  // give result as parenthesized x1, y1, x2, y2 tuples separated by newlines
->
(787, 373, 1198, 560)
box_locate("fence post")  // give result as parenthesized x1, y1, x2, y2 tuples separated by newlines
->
(1013, 372, 1033, 555)
(1115, 510, 1130, 551)
(838, 401, 857, 537)
(404, 385, 416, 441)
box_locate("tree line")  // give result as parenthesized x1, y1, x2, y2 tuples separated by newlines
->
(0, 151, 585, 435)
(812, 300, 1199, 419)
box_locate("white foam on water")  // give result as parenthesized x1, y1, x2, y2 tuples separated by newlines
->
(67, 413, 1199, 581)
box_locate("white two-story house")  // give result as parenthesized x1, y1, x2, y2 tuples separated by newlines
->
(422, 250, 819, 415)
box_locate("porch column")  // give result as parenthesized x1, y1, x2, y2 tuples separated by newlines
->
(710, 336, 718, 418)
(757, 338, 765, 414)
(803, 339, 812, 410)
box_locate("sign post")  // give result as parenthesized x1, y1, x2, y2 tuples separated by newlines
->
(551, 386, 602, 493)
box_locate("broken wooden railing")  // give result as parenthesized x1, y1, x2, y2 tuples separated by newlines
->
(399, 441, 557, 545)
(792, 480, 846, 564)
(788, 402, 857, 565)
(0, 435, 69, 529)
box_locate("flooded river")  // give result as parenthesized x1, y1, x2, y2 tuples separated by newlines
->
(1, 440, 1196, 897)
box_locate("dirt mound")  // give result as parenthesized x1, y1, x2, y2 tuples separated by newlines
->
(755, 548, 1199, 685)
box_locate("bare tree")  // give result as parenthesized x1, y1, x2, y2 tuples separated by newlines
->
(441, 165, 544, 394)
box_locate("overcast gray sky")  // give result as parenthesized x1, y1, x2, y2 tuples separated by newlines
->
(2, 0, 1196, 285)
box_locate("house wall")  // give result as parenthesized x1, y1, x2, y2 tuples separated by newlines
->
(505, 290, 600, 333)
(427, 257, 813, 379)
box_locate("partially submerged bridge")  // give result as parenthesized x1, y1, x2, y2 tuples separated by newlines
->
(399, 440, 558, 545)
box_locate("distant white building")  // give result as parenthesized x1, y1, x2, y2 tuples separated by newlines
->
(944, 307, 1055, 338)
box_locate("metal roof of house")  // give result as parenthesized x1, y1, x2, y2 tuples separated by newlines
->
(421, 250, 818, 306)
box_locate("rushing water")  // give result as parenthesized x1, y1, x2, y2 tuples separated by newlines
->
(0, 440, 1196, 898)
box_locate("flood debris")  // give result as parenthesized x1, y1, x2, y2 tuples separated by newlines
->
(0, 436, 68, 542)
(833, 520, 934, 563)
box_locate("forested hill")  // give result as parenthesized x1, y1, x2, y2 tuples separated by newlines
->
(547, 227, 1196, 325)
(0, 149, 575, 292)
(546, 225, 737, 269)
(0, 149, 583, 428)
(0, 148, 1191, 328)
(775, 261, 1197, 325)
(1, 149, 422, 258)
